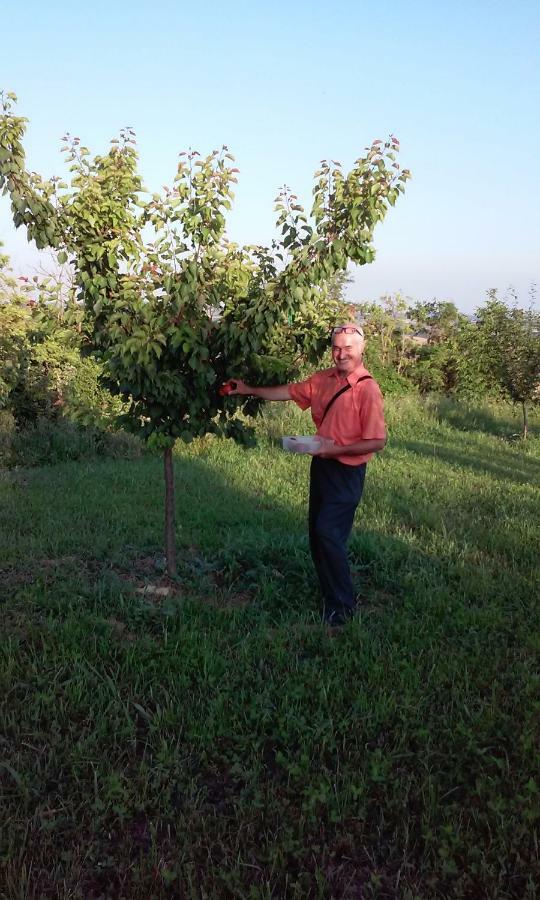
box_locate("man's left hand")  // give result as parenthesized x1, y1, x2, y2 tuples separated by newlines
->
(303, 437, 339, 457)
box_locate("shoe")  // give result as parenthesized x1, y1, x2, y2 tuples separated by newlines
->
(323, 605, 354, 627)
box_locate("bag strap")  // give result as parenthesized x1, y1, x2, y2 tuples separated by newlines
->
(320, 374, 373, 424)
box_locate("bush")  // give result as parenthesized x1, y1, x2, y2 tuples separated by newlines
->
(8, 418, 144, 468)
(99, 428, 145, 460)
(0, 409, 16, 466)
(62, 353, 125, 426)
(7, 330, 125, 427)
(364, 360, 414, 395)
(1, 289, 126, 427)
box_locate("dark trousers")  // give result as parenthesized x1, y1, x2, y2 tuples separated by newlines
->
(308, 457, 366, 611)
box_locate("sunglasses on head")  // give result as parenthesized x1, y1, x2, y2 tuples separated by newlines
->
(331, 326, 364, 337)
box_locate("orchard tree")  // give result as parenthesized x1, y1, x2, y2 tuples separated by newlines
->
(407, 299, 465, 344)
(0, 91, 410, 574)
(0, 241, 34, 409)
(357, 292, 412, 372)
(405, 300, 470, 395)
(474, 292, 540, 437)
(324, 269, 354, 305)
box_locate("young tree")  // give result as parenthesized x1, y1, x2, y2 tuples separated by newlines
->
(0, 92, 410, 574)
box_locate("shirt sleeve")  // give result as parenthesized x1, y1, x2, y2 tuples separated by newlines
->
(288, 376, 313, 411)
(359, 383, 386, 439)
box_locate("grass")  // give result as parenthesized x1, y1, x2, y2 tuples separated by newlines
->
(1, 396, 539, 898)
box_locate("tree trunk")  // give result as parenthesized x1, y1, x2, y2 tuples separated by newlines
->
(163, 447, 177, 577)
(522, 402, 528, 439)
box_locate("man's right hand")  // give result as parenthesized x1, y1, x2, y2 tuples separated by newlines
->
(227, 379, 250, 395)
(222, 381, 292, 401)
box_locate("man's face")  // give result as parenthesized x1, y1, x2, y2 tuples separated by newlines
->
(331, 330, 365, 375)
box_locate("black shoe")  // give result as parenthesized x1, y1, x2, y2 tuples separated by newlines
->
(323, 605, 354, 627)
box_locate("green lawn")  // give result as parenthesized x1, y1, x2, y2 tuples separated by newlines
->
(1, 397, 539, 898)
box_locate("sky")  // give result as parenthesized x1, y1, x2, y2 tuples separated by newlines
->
(1, 0, 539, 314)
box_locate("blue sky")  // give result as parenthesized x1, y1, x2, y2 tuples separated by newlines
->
(1, 0, 539, 313)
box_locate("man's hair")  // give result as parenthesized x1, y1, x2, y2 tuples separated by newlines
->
(331, 324, 365, 342)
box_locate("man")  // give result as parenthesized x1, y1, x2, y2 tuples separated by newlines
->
(229, 324, 386, 627)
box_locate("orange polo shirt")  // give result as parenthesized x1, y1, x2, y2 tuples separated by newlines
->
(288, 364, 386, 466)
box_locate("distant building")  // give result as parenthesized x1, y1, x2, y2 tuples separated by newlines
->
(407, 329, 430, 345)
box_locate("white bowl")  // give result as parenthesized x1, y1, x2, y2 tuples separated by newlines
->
(282, 435, 322, 453)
